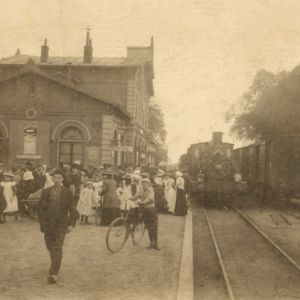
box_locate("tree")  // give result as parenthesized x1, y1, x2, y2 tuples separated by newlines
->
(147, 101, 168, 162)
(148, 101, 167, 143)
(226, 68, 297, 140)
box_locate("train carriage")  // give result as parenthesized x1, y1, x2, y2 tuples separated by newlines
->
(234, 134, 300, 202)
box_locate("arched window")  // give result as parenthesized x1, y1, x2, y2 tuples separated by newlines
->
(59, 126, 85, 166)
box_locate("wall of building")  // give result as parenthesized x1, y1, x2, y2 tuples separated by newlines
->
(0, 71, 129, 168)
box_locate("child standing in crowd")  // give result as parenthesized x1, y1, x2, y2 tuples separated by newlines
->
(116, 180, 125, 213)
(93, 174, 103, 199)
(92, 173, 103, 223)
(1, 171, 18, 216)
(77, 181, 96, 225)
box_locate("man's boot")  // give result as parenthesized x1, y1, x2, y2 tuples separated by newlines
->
(147, 230, 154, 249)
(152, 231, 160, 251)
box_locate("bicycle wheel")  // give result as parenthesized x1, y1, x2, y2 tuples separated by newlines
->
(106, 217, 129, 253)
(131, 220, 146, 246)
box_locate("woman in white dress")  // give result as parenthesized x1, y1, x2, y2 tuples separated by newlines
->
(162, 174, 176, 214)
(174, 171, 187, 216)
(1, 172, 18, 213)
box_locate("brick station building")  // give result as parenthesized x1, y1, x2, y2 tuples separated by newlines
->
(0, 31, 156, 169)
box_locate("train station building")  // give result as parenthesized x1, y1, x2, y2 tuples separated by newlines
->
(0, 31, 156, 169)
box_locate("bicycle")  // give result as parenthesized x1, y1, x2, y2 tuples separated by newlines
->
(106, 201, 146, 253)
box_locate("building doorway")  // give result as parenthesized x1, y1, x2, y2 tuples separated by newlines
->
(59, 126, 85, 167)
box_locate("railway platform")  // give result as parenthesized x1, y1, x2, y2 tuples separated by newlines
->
(0, 214, 185, 300)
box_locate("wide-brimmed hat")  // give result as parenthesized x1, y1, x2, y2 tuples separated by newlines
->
(141, 178, 151, 184)
(141, 172, 150, 178)
(176, 171, 183, 177)
(103, 170, 115, 178)
(3, 171, 14, 177)
(122, 174, 132, 180)
(133, 169, 141, 175)
(153, 173, 163, 178)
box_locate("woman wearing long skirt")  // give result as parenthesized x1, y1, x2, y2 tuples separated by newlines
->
(1, 172, 18, 215)
(100, 171, 121, 226)
(174, 171, 187, 216)
(163, 174, 176, 214)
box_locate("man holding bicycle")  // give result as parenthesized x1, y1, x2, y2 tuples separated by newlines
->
(132, 178, 160, 250)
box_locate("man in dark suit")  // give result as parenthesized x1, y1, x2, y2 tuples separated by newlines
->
(38, 169, 78, 284)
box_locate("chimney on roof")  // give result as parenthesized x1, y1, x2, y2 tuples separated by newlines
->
(15, 49, 21, 56)
(83, 29, 93, 64)
(40, 39, 49, 63)
(212, 132, 223, 145)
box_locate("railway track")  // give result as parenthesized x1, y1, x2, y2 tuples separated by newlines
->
(203, 207, 300, 300)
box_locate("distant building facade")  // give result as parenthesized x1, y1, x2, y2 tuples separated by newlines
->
(0, 31, 156, 168)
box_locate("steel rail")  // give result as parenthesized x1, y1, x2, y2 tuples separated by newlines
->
(203, 209, 236, 300)
(235, 208, 300, 274)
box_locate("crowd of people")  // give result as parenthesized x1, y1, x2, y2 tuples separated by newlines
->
(0, 162, 191, 224)
(0, 162, 191, 284)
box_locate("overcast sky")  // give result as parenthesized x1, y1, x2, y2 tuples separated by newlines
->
(2, 0, 300, 162)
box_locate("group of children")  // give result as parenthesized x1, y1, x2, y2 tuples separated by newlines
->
(76, 173, 103, 225)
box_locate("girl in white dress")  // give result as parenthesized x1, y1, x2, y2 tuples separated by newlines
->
(163, 174, 176, 214)
(92, 174, 103, 206)
(92, 174, 103, 224)
(77, 181, 96, 224)
(1, 172, 18, 213)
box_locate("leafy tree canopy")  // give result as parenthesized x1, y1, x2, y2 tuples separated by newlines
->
(226, 67, 300, 141)
(148, 101, 167, 143)
(148, 101, 168, 162)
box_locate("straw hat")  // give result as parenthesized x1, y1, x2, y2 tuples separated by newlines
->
(141, 178, 151, 184)
(176, 171, 183, 177)
(3, 171, 14, 177)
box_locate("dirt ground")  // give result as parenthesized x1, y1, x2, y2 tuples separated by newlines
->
(0, 214, 185, 300)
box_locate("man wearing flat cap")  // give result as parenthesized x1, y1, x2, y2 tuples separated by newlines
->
(131, 178, 160, 250)
(38, 169, 79, 284)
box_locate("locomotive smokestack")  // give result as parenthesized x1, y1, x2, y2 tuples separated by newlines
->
(40, 39, 49, 63)
(212, 132, 223, 144)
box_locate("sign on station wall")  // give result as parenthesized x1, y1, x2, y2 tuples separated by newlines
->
(24, 123, 37, 155)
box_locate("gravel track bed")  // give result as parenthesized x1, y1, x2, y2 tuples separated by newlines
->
(208, 209, 300, 300)
(192, 198, 228, 300)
